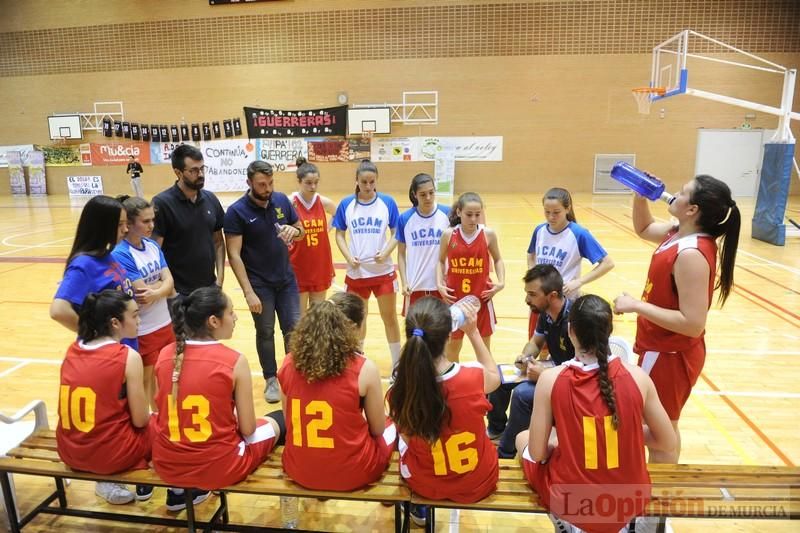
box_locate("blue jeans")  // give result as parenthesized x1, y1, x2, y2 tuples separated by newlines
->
(252, 279, 300, 379)
(487, 380, 536, 458)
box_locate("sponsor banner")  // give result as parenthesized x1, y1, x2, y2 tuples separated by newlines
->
(434, 145, 456, 204)
(7, 151, 26, 195)
(27, 151, 47, 195)
(244, 106, 347, 138)
(307, 140, 349, 163)
(67, 175, 104, 197)
(348, 138, 371, 161)
(370, 137, 419, 162)
(255, 138, 307, 173)
(89, 142, 151, 165)
(0, 144, 36, 168)
(149, 141, 198, 165)
(41, 144, 82, 166)
(200, 139, 257, 192)
(420, 136, 503, 161)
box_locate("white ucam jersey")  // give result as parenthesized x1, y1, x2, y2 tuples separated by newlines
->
(396, 205, 450, 291)
(527, 222, 607, 284)
(111, 237, 172, 335)
(332, 192, 399, 279)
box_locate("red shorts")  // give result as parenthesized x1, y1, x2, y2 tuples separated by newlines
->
(138, 323, 175, 367)
(637, 339, 706, 420)
(402, 290, 442, 316)
(298, 277, 334, 294)
(450, 299, 496, 340)
(521, 447, 550, 508)
(344, 271, 398, 299)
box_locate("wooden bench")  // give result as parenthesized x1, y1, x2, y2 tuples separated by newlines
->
(410, 458, 800, 532)
(0, 429, 410, 533)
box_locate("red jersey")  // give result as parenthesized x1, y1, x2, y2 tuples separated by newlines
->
(152, 341, 276, 490)
(278, 353, 394, 490)
(524, 357, 650, 533)
(634, 231, 717, 353)
(289, 193, 335, 292)
(398, 363, 498, 503)
(446, 225, 491, 301)
(56, 340, 152, 474)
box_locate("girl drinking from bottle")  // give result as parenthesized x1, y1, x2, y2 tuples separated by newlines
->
(113, 195, 175, 409)
(289, 157, 336, 315)
(516, 294, 675, 533)
(396, 173, 450, 314)
(436, 192, 505, 362)
(332, 159, 402, 370)
(388, 296, 500, 525)
(613, 175, 740, 464)
(526, 187, 614, 338)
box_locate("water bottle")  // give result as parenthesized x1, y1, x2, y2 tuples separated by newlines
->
(450, 294, 481, 332)
(280, 495, 298, 529)
(610, 161, 675, 204)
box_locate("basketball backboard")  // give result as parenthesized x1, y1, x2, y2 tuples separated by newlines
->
(347, 107, 391, 135)
(47, 115, 83, 140)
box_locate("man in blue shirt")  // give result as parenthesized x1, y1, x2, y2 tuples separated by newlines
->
(487, 264, 575, 458)
(224, 160, 304, 403)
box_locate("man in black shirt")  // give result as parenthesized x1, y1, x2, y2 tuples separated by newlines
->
(152, 145, 226, 297)
(487, 264, 575, 458)
(126, 155, 144, 198)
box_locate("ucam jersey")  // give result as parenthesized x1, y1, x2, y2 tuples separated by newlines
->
(527, 222, 607, 284)
(396, 205, 450, 291)
(112, 237, 171, 335)
(332, 193, 399, 279)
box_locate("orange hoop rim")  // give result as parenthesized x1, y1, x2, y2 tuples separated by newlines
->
(632, 87, 666, 95)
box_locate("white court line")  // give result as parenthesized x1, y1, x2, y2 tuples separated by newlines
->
(0, 362, 29, 378)
(0, 237, 72, 256)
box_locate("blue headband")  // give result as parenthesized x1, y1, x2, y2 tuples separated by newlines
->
(412, 328, 424, 337)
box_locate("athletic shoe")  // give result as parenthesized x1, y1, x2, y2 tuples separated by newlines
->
(486, 427, 504, 443)
(403, 503, 428, 527)
(166, 488, 212, 512)
(548, 513, 579, 533)
(95, 482, 135, 505)
(135, 484, 154, 501)
(635, 516, 673, 533)
(264, 377, 280, 403)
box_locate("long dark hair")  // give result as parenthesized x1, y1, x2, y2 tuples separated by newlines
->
(169, 287, 228, 403)
(355, 159, 378, 198)
(388, 297, 452, 442)
(65, 195, 123, 269)
(77, 290, 133, 343)
(448, 192, 483, 227)
(296, 156, 319, 181)
(329, 291, 365, 328)
(568, 295, 618, 429)
(408, 173, 434, 207)
(543, 187, 577, 223)
(690, 175, 740, 306)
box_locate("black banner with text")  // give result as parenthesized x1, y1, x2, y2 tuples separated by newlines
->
(244, 105, 347, 138)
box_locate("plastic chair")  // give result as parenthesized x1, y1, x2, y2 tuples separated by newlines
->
(608, 336, 637, 365)
(0, 400, 49, 531)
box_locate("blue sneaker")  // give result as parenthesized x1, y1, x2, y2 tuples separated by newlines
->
(407, 503, 427, 527)
(166, 488, 211, 512)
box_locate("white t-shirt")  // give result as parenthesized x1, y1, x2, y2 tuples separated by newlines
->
(332, 192, 399, 279)
(112, 237, 171, 335)
(527, 222, 607, 283)
(396, 205, 451, 291)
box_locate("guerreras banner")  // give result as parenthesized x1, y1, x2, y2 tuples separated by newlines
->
(89, 142, 151, 165)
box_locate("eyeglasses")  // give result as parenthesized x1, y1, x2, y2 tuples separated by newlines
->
(182, 165, 206, 176)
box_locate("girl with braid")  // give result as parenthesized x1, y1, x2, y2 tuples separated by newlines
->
(152, 287, 284, 509)
(515, 295, 675, 533)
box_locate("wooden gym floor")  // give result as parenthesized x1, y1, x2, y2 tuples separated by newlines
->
(0, 191, 798, 532)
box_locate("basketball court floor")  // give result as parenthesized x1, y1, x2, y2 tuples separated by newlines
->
(0, 190, 798, 532)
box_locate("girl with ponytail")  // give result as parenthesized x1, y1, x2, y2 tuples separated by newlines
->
(289, 157, 337, 314)
(613, 174, 741, 464)
(152, 286, 285, 503)
(56, 290, 153, 505)
(516, 295, 675, 533)
(388, 296, 500, 524)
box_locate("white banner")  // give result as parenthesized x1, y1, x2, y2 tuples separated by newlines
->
(200, 139, 257, 192)
(370, 137, 419, 162)
(7, 151, 26, 195)
(370, 136, 503, 162)
(255, 138, 307, 173)
(434, 146, 456, 205)
(0, 144, 36, 168)
(28, 151, 47, 195)
(149, 141, 199, 165)
(67, 175, 104, 197)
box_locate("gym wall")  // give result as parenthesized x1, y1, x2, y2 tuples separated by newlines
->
(1, 0, 798, 197)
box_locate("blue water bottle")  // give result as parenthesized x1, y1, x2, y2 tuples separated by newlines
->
(610, 162, 675, 204)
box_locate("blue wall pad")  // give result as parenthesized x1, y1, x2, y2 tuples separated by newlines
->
(752, 142, 795, 246)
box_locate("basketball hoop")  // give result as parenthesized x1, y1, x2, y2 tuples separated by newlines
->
(632, 87, 666, 115)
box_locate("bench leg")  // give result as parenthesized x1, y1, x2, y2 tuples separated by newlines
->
(185, 490, 197, 533)
(221, 491, 229, 524)
(0, 473, 21, 533)
(54, 477, 68, 508)
(426, 505, 435, 533)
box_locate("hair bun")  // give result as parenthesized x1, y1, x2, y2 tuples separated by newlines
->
(296, 156, 307, 166)
(361, 158, 371, 163)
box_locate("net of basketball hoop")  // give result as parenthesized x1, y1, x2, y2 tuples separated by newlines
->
(632, 87, 666, 114)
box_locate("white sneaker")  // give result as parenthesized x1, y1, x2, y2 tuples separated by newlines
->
(95, 482, 135, 504)
(635, 516, 673, 533)
(264, 377, 280, 403)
